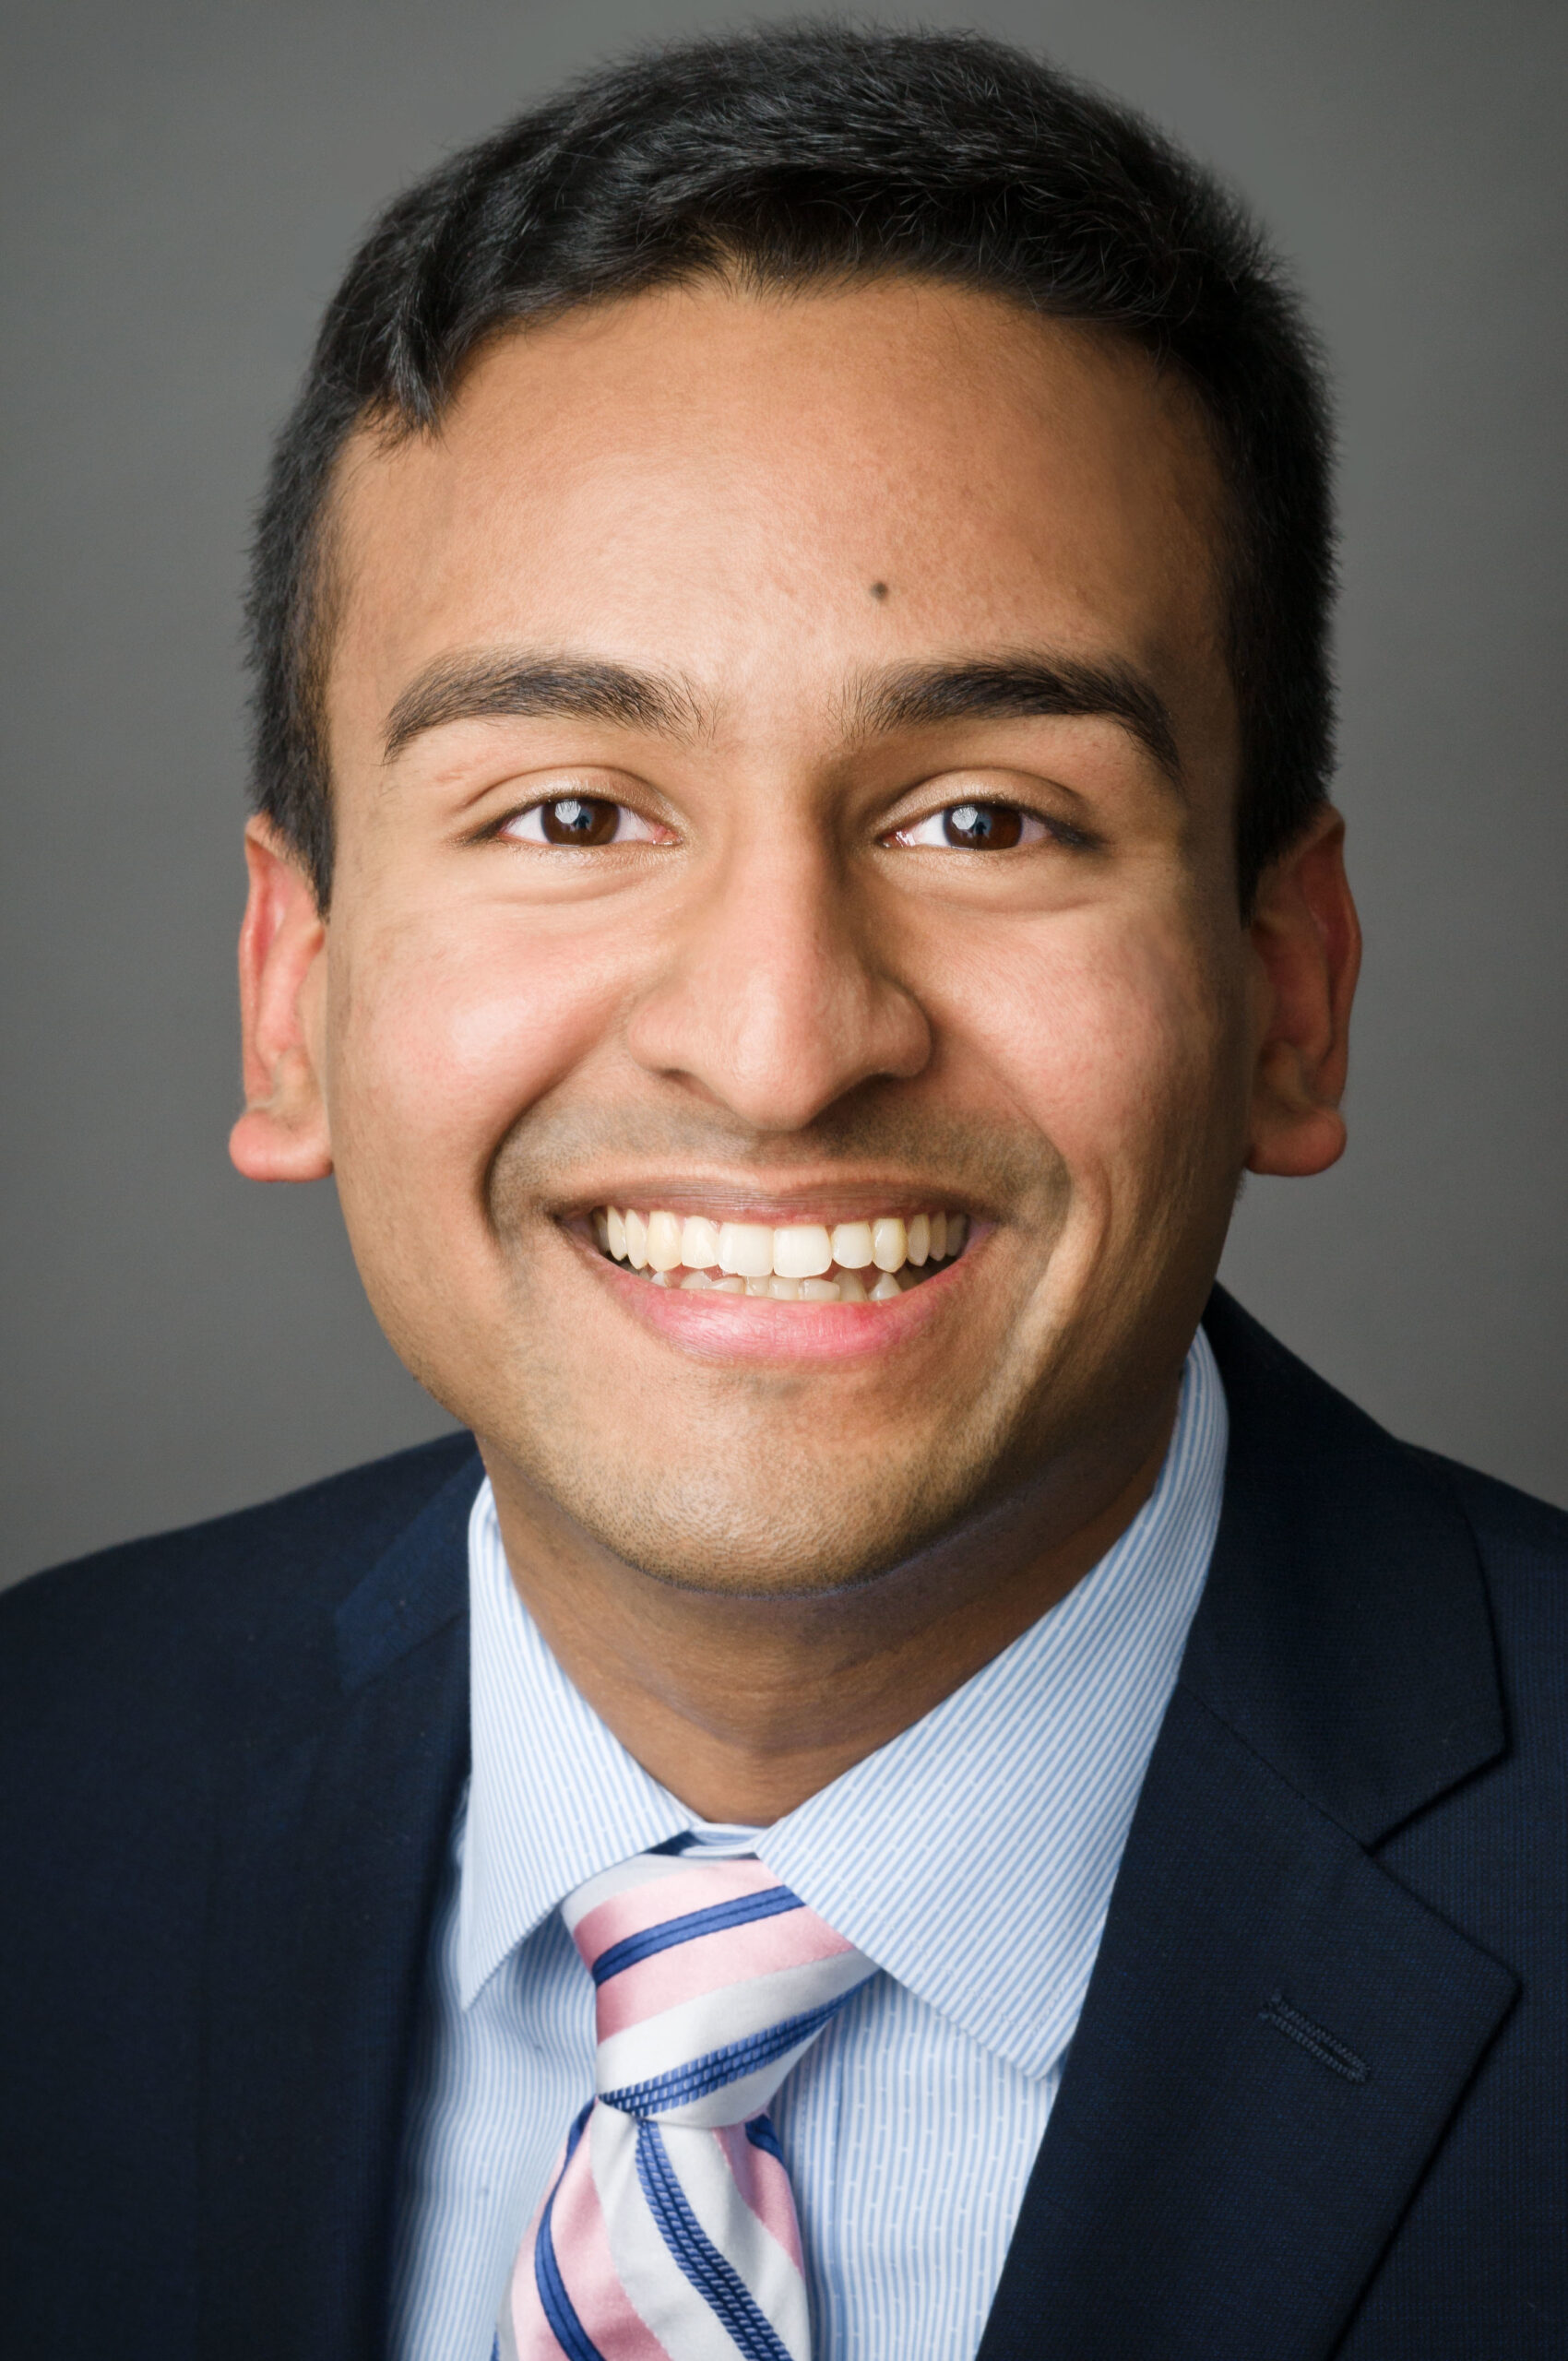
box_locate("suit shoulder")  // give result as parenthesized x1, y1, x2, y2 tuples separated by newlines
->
(1417, 1450, 1568, 1549)
(0, 1433, 479, 2015)
(1409, 1446, 1568, 1617)
(0, 1431, 480, 1699)
(1208, 1288, 1568, 1571)
(1205, 1287, 1566, 1721)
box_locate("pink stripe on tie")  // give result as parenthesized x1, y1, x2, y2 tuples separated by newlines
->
(596, 1906, 856, 2038)
(571, 1859, 783, 1973)
(509, 2130, 672, 2361)
(504, 2220, 555, 2357)
(717, 2123, 806, 2272)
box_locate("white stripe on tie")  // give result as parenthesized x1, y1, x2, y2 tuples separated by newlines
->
(595, 1950, 874, 2124)
(590, 2108, 772, 2361)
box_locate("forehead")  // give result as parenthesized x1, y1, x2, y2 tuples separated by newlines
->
(327, 278, 1229, 742)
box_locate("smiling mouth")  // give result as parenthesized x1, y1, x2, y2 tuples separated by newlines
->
(589, 1206, 969, 1300)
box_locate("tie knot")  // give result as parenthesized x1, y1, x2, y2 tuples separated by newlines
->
(563, 1850, 873, 2127)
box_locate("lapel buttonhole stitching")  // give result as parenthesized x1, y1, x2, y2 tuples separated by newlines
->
(1258, 1991, 1369, 2082)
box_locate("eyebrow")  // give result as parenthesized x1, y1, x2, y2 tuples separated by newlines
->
(848, 656, 1181, 781)
(383, 646, 1180, 781)
(384, 653, 704, 760)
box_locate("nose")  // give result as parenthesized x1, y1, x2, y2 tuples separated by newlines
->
(624, 831, 932, 1131)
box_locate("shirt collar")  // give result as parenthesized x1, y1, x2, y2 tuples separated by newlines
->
(458, 1507, 688, 2003)
(460, 1332, 1227, 2074)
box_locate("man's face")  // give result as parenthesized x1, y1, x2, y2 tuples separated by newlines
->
(288, 279, 1258, 1592)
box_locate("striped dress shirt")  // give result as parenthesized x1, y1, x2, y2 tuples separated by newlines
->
(390, 1329, 1226, 2361)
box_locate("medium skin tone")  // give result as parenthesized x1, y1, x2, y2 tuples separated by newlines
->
(232, 278, 1360, 1822)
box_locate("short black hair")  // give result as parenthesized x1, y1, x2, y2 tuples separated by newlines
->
(246, 21, 1334, 909)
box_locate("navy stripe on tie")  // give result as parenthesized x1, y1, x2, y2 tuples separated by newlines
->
(636, 2122, 792, 2361)
(591, 1886, 803, 1986)
(600, 1993, 860, 2117)
(533, 2106, 605, 2361)
(744, 2115, 785, 2165)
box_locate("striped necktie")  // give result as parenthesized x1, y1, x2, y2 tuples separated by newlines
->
(499, 1847, 876, 2360)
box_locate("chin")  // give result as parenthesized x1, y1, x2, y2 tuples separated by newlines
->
(514, 1435, 992, 1599)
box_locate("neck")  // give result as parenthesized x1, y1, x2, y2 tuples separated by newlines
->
(481, 1394, 1179, 1824)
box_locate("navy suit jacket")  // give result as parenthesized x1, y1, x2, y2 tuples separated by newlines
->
(2, 1289, 1564, 2358)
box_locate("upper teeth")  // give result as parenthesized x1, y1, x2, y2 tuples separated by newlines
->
(591, 1206, 968, 1300)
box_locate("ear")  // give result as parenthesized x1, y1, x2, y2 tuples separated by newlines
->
(1244, 805, 1362, 1179)
(229, 817, 334, 1182)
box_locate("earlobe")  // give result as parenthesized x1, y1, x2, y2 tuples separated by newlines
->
(229, 818, 334, 1182)
(1244, 807, 1362, 1180)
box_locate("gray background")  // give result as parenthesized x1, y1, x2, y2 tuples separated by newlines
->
(4, 0, 1564, 1586)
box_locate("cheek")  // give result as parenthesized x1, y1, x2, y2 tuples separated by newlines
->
(323, 908, 622, 1200)
(949, 906, 1241, 1192)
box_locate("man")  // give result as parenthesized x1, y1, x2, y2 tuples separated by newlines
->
(2, 24, 1562, 2360)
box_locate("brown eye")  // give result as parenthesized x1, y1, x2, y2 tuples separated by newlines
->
(501, 794, 663, 849)
(538, 796, 621, 846)
(942, 802, 1023, 848)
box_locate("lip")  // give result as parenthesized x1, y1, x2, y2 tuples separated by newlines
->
(574, 1227, 979, 1365)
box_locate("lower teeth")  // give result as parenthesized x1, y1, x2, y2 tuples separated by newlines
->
(621, 1258, 924, 1301)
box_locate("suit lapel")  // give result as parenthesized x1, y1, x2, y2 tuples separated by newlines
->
(198, 1454, 479, 2361)
(977, 1689, 1515, 2359)
(980, 1292, 1516, 2361)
